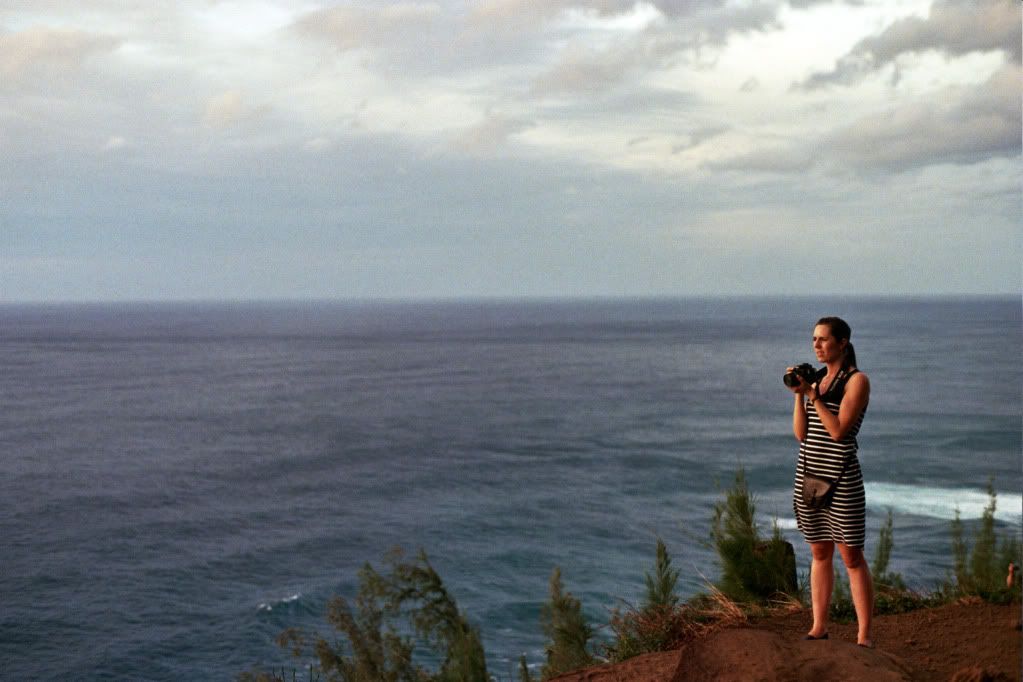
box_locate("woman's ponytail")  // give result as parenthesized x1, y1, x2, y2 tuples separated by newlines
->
(844, 341, 857, 369)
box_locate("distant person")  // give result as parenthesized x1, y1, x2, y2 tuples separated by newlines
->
(785, 316, 873, 648)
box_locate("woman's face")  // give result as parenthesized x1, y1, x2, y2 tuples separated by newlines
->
(812, 324, 847, 364)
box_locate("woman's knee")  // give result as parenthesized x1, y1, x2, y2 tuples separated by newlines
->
(810, 541, 834, 562)
(838, 545, 866, 570)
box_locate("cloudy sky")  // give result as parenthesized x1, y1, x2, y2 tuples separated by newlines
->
(1, 0, 1019, 301)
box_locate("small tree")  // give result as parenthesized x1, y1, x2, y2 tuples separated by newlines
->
(604, 538, 690, 662)
(711, 468, 797, 601)
(871, 508, 905, 590)
(517, 655, 535, 682)
(969, 483, 999, 591)
(265, 547, 486, 682)
(539, 567, 594, 680)
(949, 482, 1022, 602)
(644, 538, 680, 611)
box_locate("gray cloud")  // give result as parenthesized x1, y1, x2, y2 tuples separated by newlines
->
(672, 1, 778, 42)
(0, 25, 119, 80)
(801, 0, 1020, 89)
(1, 0, 1019, 299)
(529, 29, 685, 97)
(202, 89, 248, 129)
(826, 64, 1021, 170)
(703, 144, 813, 173)
(290, 0, 780, 102)
(468, 0, 776, 33)
(293, 3, 442, 52)
(785, 0, 864, 7)
(450, 113, 534, 153)
(709, 61, 1021, 175)
(671, 125, 729, 153)
(525, 2, 778, 98)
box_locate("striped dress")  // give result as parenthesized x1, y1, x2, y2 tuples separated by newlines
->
(792, 368, 867, 549)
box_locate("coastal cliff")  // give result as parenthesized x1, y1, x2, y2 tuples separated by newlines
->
(548, 600, 1021, 682)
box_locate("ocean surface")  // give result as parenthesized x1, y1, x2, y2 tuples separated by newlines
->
(1, 297, 1020, 681)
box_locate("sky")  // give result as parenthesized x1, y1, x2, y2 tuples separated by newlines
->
(0, 0, 1019, 301)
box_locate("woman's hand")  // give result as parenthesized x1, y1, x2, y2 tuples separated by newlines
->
(786, 367, 816, 398)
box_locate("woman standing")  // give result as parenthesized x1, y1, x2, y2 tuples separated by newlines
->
(788, 316, 874, 648)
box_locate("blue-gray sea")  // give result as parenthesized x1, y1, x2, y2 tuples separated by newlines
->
(1, 297, 1020, 681)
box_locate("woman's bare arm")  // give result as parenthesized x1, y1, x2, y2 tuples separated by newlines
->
(788, 369, 812, 442)
(810, 372, 870, 441)
(792, 392, 808, 442)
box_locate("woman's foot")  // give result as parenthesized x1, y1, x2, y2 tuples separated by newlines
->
(803, 632, 829, 640)
(857, 639, 875, 649)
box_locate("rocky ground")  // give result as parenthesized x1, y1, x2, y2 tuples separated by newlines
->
(548, 600, 1022, 682)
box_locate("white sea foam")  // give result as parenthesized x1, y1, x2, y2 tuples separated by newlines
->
(865, 482, 1022, 524)
(773, 518, 799, 530)
(257, 593, 301, 612)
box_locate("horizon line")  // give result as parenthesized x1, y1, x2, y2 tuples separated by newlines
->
(0, 292, 1018, 306)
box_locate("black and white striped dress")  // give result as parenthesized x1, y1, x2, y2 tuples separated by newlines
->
(792, 368, 867, 549)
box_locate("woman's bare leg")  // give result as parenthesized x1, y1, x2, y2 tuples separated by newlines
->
(838, 543, 874, 646)
(808, 541, 834, 637)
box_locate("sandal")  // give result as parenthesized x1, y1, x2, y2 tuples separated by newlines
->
(804, 633, 829, 640)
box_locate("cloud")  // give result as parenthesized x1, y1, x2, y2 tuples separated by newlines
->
(0, 25, 119, 79)
(303, 136, 333, 152)
(801, 0, 1020, 89)
(670, 125, 728, 154)
(526, 1, 779, 97)
(739, 76, 758, 92)
(825, 63, 1021, 170)
(202, 89, 247, 128)
(709, 62, 1021, 174)
(102, 135, 127, 151)
(703, 144, 813, 173)
(451, 113, 534, 153)
(467, 0, 636, 31)
(785, 0, 865, 6)
(293, 3, 441, 52)
(529, 31, 682, 96)
(469, 0, 776, 35)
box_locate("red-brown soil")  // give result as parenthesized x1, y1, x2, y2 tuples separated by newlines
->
(548, 600, 1021, 682)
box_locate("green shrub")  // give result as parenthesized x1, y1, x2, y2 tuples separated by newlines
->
(949, 483, 1022, 603)
(517, 655, 535, 682)
(254, 547, 486, 682)
(603, 538, 690, 663)
(828, 564, 853, 621)
(644, 538, 680, 610)
(238, 668, 321, 682)
(871, 509, 906, 590)
(539, 567, 594, 680)
(711, 468, 798, 602)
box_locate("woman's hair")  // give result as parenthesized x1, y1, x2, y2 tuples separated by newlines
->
(816, 316, 857, 368)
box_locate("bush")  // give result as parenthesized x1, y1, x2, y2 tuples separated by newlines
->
(871, 509, 906, 591)
(949, 483, 1022, 603)
(517, 655, 535, 682)
(711, 468, 798, 602)
(539, 567, 594, 680)
(603, 538, 690, 662)
(252, 547, 486, 682)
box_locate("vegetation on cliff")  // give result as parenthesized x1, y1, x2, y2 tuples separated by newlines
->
(242, 472, 1021, 681)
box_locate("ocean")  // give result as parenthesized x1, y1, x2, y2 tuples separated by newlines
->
(1, 297, 1019, 681)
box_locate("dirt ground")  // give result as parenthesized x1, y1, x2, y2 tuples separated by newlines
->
(548, 600, 1022, 682)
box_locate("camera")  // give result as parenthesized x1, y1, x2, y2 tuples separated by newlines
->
(783, 363, 817, 388)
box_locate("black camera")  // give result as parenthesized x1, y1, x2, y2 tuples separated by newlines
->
(783, 363, 817, 388)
